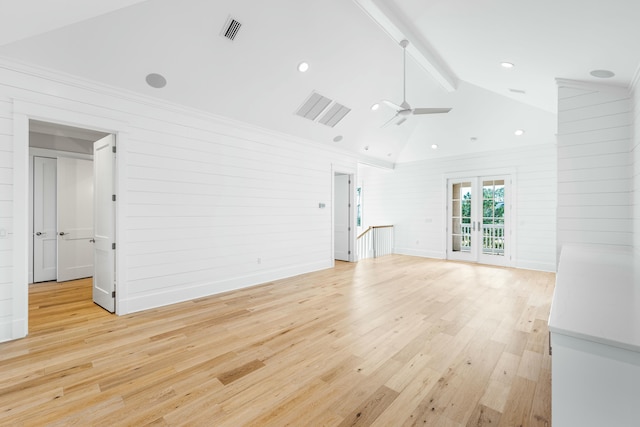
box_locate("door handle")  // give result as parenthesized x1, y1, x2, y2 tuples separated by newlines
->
(89, 239, 95, 243)
(59, 232, 67, 236)
(472, 221, 476, 232)
(35, 231, 42, 236)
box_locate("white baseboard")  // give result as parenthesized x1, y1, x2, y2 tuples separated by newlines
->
(393, 247, 446, 259)
(516, 259, 557, 273)
(0, 317, 27, 343)
(122, 260, 332, 314)
(395, 249, 557, 273)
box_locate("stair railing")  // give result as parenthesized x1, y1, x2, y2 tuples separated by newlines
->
(357, 225, 394, 260)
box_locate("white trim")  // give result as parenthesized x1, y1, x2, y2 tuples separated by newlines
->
(13, 103, 129, 338)
(123, 260, 331, 313)
(442, 169, 517, 268)
(11, 112, 29, 340)
(516, 259, 556, 273)
(29, 147, 93, 160)
(556, 78, 631, 95)
(394, 247, 445, 259)
(332, 164, 358, 263)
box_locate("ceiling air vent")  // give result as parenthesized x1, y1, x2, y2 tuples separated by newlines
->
(295, 91, 351, 127)
(295, 92, 332, 121)
(318, 102, 351, 128)
(221, 17, 242, 41)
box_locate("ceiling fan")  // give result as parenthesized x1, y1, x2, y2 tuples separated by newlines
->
(381, 39, 452, 127)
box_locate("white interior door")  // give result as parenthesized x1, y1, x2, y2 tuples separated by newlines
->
(447, 176, 511, 266)
(33, 156, 57, 283)
(334, 174, 350, 261)
(57, 157, 94, 282)
(93, 135, 116, 312)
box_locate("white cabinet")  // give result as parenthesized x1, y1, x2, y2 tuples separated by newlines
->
(549, 245, 640, 427)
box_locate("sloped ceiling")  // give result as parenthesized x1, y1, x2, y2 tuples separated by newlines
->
(1, 0, 638, 164)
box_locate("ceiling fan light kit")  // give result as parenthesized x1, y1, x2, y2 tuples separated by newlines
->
(380, 39, 452, 127)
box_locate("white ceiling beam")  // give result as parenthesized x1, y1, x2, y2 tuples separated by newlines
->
(353, 0, 458, 92)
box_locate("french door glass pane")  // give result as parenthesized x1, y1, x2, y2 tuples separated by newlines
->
(452, 182, 472, 253)
(482, 180, 505, 256)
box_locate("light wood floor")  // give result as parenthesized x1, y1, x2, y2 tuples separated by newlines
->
(1, 255, 555, 426)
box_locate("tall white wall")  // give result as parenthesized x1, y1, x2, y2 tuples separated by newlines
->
(0, 96, 12, 337)
(633, 82, 640, 258)
(0, 60, 358, 342)
(360, 144, 557, 272)
(556, 80, 633, 256)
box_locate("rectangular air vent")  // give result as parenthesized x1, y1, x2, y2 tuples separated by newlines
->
(221, 17, 242, 41)
(295, 92, 332, 121)
(295, 91, 351, 128)
(318, 102, 351, 127)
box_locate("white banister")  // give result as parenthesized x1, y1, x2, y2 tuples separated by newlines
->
(357, 225, 394, 260)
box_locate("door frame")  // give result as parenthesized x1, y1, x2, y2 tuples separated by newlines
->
(13, 100, 128, 338)
(333, 172, 352, 262)
(331, 165, 356, 264)
(442, 168, 517, 267)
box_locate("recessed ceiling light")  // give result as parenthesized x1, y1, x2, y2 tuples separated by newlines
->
(364, 145, 369, 151)
(297, 62, 309, 72)
(145, 73, 167, 89)
(333, 135, 343, 142)
(431, 144, 438, 149)
(514, 129, 525, 136)
(501, 62, 514, 69)
(470, 137, 478, 142)
(371, 103, 380, 111)
(590, 69, 615, 78)
(387, 153, 392, 157)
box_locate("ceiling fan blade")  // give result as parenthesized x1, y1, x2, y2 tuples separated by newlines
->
(396, 117, 407, 126)
(412, 107, 452, 115)
(381, 99, 403, 111)
(381, 113, 400, 128)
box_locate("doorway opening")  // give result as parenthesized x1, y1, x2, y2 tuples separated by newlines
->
(334, 172, 353, 262)
(28, 119, 117, 314)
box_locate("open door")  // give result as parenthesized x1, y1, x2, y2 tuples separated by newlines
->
(57, 157, 94, 282)
(93, 134, 116, 312)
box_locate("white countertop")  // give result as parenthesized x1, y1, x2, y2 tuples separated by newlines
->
(549, 244, 640, 353)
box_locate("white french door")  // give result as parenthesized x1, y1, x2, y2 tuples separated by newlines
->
(447, 176, 511, 266)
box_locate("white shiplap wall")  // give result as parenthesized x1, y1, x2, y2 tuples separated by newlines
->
(0, 96, 12, 339)
(633, 83, 640, 258)
(557, 80, 633, 257)
(360, 144, 557, 271)
(0, 59, 358, 341)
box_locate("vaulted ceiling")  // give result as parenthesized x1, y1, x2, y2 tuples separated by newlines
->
(1, 0, 638, 164)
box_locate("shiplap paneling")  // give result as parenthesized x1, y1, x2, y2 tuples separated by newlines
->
(557, 81, 633, 256)
(360, 144, 557, 271)
(0, 59, 360, 340)
(0, 97, 12, 341)
(633, 84, 640, 259)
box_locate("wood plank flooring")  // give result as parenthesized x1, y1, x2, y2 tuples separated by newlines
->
(0, 255, 555, 426)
